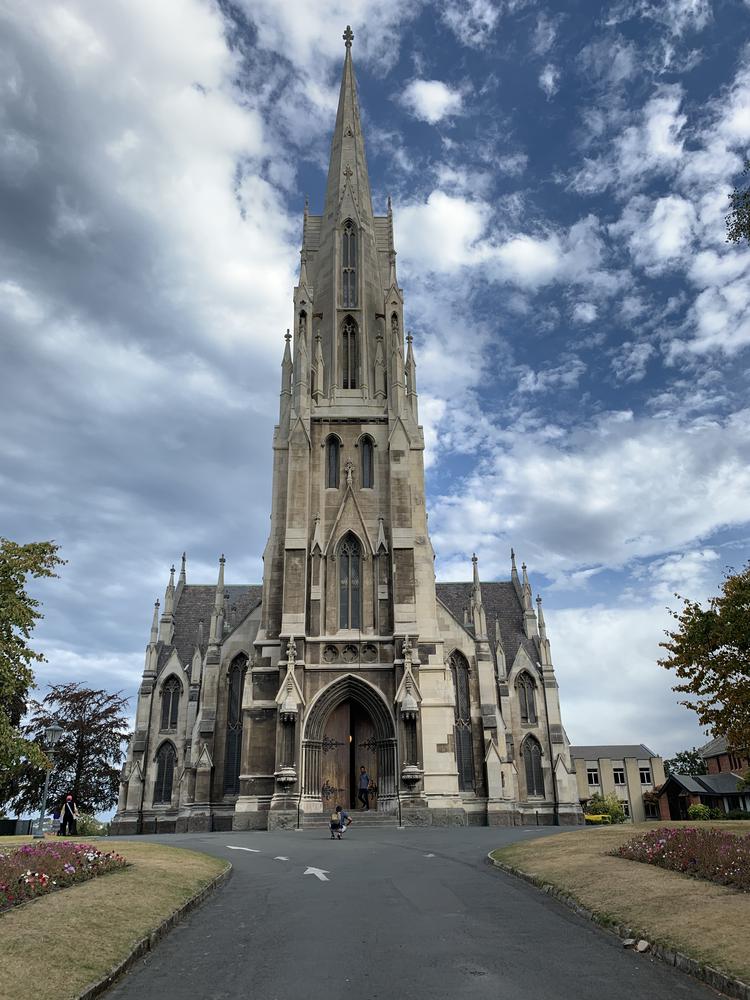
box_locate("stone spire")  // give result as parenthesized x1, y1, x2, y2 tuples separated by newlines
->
(279, 329, 293, 431)
(323, 25, 374, 227)
(406, 332, 418, 421)
(149, 599, 160, 645)
(159, 564, 176, 644)
(208, 555, 226, 647)
(470, 553, 488, 641)
(521, 562, 538, 638)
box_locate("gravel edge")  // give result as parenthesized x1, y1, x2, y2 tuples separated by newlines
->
(488, 852, 749, 1000)
(77, 863, 232, 1000)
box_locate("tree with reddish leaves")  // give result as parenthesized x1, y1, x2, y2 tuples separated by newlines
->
(659, 563, 750, 755)
(0, 683, 130, 816)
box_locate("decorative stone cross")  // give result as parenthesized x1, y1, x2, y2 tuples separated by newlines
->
(344, 460, 354, 486)
(343, 25, 354, 48)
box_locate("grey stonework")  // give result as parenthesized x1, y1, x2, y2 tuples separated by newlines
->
(111, 30, 583, 837)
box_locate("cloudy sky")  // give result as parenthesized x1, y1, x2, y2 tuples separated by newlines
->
(2, 0, 750, 760)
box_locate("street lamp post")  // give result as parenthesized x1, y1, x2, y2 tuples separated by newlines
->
(33, 721, 64, 839)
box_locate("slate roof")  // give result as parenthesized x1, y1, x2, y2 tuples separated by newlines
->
(169, 584, 262, 669)
(699, 734, 728, 758)
(668, 772, 747, 796)
(436, 581, 538, 666)
(569, 745, 657, 760)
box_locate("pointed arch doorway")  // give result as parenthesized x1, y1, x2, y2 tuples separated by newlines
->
(302, 675, 398, 816)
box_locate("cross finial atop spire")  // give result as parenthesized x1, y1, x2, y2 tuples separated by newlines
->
(343, 24, 354, 49)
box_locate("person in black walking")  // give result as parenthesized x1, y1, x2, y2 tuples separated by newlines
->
(59, 794, 79, 836)
(358, 766, 370, 810)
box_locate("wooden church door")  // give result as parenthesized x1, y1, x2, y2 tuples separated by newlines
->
(352, 703, 378, 811)
(320, 702, 351, 810)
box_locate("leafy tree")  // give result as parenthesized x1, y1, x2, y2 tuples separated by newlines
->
(586, 792, 626, 824)
(659, 563, 750, 754)
(726, 162, 750, 244)
(664, 747, 708, 776)
(0, 539, 64, 779)
(0, 683, 130, 816)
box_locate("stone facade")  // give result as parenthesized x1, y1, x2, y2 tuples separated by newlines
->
(112, 29, 583, 835)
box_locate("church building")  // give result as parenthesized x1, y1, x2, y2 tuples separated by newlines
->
(112, 28, 582, 834)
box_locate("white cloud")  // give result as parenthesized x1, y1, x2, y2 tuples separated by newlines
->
(539, 63, 560, 99)
(547, 605, 707, 756)
(532, 13, 561, 56)
(441, 0, 501, 47)
(430, 408, 750, 576)
(610, 340, 655, 382)
(573, 301, 597, 323)
(401, 79, 463, 123)
(611, 194, 696, 272)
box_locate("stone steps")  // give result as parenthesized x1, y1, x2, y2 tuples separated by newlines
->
(304, 810, 397, 829)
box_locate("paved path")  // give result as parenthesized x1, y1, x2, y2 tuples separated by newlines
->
(108, 825, 719, 1000)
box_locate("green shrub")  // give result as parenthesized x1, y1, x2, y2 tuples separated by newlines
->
(726, 808, 750, 820)
(708, 807, 724, 820)
(586, 792, 626, 824)
(687, 803, 711, 820)
(76, 813, 109, 837)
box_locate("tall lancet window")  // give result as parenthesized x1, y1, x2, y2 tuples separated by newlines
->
(361, 435, 374, 488)
(160, 676, 180, 731)
(153, 742, 176, 804)
(449, 651, 475, 792)
(342, 221, 357, 307)
(517, 673, 537, 724)
(325, 435, 340, 488)
(341, 317, 358, 389)
(522, 736, 545, 797)
(223, 653, 248, 794)
(338, 533, 361, 629)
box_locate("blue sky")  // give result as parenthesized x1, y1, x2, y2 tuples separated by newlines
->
(2, 0, 750, 759)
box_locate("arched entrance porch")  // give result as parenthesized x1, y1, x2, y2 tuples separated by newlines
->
(301, 675, 398, 815)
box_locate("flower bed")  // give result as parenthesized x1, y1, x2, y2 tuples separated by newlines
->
(0, 841, 127, 912)
(613, 826, 750, 891)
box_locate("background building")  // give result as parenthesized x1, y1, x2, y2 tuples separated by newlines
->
(570, 744, 665, 822)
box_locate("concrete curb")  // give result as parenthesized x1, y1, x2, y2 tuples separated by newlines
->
(77, 863, 232, 1000)
(487, 853, 749, 1000)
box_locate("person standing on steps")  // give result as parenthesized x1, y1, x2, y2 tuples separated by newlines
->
(358, 766, 370, 810)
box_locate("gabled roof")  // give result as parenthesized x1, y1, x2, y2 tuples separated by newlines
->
(435, 580, 537, 666)
(170, 584, 262, 669)
(569, 745, 657, 760)
(699, 734, 728, 758)
(666, 772, 747, 796)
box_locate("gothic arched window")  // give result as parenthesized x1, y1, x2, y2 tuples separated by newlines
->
(361, 436, 374, 488)
(224, 654, 248, 794)
(153, 742, 176, 804)
(160, 676, 180, 731)
(516, 673, 537, 724)
(522, 736, 545, 797)
(342, 221, 357, 307)
(326, 435, 340, 488)
(339, 533, 361, 629)
(341, 317, 358, 389)
(449, 651, 475, 792)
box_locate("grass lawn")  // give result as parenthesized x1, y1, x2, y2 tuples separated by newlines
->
(0, 837, 228, 1000)
(491, 821, 750, 985)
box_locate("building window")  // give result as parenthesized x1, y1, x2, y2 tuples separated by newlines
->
(341, 316, 358, 389)
(639, 767, 652, 784)
(587, 767, 600, 786)
(153, 742, 176, 804)
(523, 736, 545, 797)
(644, 800, 660, 819)
(361, 436, 374, 488)
(338, 533, 361, 629)
(160, 677, 180, 731)
(613, 767, 626, 785)
(516, 673, 537, 724)
(223, 654, 248, 794)
(342, 221, 357, 307)
(325, 436, 340, 489)
(621, 799, 630, 817)
(449, 651, 475, 792)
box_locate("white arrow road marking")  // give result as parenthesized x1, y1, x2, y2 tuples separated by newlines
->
(273, 856, 289, 861)
(424, 853, 436, 857)
(303, 866, 330, 882)
(226, 845, 260, 853)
